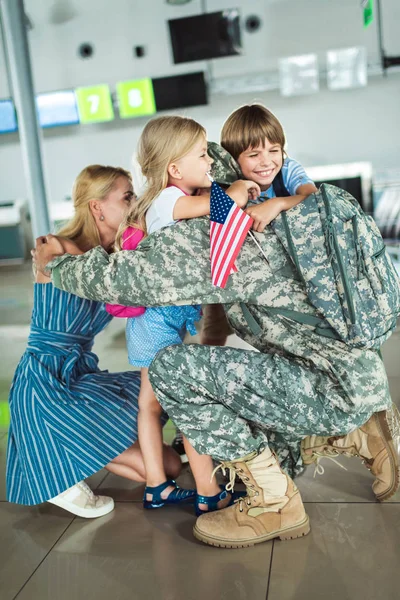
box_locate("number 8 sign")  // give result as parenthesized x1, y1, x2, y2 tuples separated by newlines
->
(75, 85, 115, 123)
(116, 79, 156, 119)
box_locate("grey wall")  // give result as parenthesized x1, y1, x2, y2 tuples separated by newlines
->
(0, 0, 399, 203)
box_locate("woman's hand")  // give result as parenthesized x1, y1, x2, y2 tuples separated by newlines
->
(245, 197, 285, 232)
(227, 180, 261, 208)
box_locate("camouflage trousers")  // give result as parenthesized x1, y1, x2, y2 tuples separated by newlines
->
(149, 344, 373, 478)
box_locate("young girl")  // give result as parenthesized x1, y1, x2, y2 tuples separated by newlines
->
(106, 115, 259, 515)
(220, 103, 318, 231)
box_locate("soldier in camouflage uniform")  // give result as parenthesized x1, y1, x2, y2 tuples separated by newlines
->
(35, 143, 400, 549)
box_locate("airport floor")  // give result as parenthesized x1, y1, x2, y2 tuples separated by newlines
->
(0, 263, 399, 600)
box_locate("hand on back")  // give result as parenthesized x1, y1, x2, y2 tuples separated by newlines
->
(31, 234, 83, 277)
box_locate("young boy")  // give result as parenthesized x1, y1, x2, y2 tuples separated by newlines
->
(200, 103, 318, 347)
(220, 103, 318, 232)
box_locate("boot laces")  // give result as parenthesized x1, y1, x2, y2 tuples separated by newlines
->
(210, 462, 236, 491)
(210, 463, 258, 512)
(312, 453, 348, 478)
(234, 468, 259, 512)
(237, 492, 259, 512)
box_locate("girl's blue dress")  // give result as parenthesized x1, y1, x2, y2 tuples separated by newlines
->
(6, 284, 141, 506)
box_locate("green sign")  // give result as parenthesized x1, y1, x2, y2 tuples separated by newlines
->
(0, 401, 10, 428)
(75, 85, 115, 123)
(117, 78, 156, 118)
(363, 0, 374, 28)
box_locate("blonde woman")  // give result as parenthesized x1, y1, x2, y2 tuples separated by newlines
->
(106, 116, 259, 515)
(6, 165, 181, 518)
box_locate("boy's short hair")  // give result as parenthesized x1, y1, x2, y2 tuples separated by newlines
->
(220, 104, 286, 160)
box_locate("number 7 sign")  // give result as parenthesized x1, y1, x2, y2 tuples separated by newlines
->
(75, 85, 115, 123)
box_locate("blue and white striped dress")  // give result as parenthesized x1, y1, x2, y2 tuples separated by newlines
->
(6, 284, 140, 506)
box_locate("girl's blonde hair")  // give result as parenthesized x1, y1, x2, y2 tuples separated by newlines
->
(115, 115, 206, 249)
(57, 164, 131, 251)
(221, 103, 286, 160)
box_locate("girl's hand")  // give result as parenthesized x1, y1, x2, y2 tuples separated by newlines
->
(245, 197, 285, 232)
(227, 180, 261, 208)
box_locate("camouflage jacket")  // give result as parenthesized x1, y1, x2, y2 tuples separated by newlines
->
(49, 213, 391, 416)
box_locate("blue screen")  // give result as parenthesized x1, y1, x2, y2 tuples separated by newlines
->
(0, 99, 18, 134)
(36, 90, 79, 128)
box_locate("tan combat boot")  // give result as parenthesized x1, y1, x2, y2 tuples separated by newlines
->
(301, 404, 400, 502)
(193, 448, 310, 549)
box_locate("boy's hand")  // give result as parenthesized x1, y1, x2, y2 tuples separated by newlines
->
(228, 180, 261, 208)
(246, 197, 285, 232)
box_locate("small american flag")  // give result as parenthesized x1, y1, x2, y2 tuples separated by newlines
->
(210, 182, 253, 288)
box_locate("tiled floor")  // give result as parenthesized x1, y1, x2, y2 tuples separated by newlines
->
(0, 263, 399, 600)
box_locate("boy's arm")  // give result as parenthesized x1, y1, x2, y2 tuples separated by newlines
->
(246, 182, 317, 233)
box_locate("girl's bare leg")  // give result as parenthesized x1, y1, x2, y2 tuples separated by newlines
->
(183, 438, 232, 512)
(138, 368, 177, 500)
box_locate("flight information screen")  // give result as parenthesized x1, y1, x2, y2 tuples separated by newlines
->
(36, 90, 80, 128)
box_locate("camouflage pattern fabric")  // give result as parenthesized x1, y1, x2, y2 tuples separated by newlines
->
(47, 143, 393, 474)
(149, 344, 373, 474)
(208, 141, 243, 186)
(272, 184, 400, 349)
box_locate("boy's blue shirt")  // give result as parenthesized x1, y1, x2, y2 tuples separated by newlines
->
(259, 157, 314, 201)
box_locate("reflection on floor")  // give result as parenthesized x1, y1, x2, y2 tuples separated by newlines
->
(0, 263, 399, 600)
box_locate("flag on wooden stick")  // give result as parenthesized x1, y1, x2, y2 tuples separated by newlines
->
(209, 182, 253, 288)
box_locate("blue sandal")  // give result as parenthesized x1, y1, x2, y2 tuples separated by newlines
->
(143, 479, 196, 509)
(195, 486, 246, 517)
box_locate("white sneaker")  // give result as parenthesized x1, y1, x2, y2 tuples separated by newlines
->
(48, 481, 114, 518)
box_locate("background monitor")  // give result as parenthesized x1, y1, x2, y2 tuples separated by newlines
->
(152, 71, 208, 111)
(314, 176, 364, 207)
(0, 99, 18, 134)
(307, 162, 372, 214)
(168, 10, 242, 64)
(373, 183, 400, 241)
(36, 90, 80, 128)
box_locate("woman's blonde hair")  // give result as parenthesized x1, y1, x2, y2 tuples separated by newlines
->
(115, 115, 206, 249)
(57, 164, 131, 251)
(221, 103, 286, 160)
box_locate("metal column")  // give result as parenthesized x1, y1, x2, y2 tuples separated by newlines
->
(0, 0, 51, 237)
